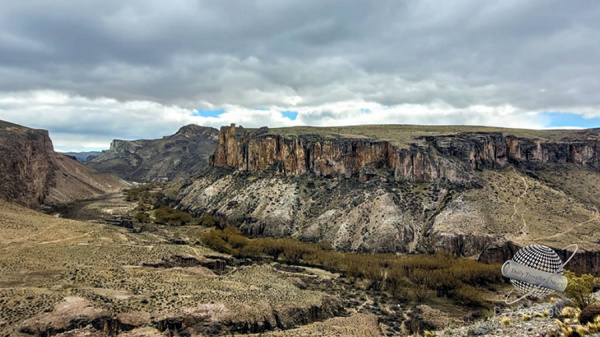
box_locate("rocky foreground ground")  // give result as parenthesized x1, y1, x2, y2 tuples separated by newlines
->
(1, 189, 599, 336)
(0, 197, 346, 336)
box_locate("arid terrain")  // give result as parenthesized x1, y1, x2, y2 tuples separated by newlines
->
(1, 121, 600, 336)
(166, 125, 600, 274)
(0, 196, 358, 336)
(0, 120, 128, 209)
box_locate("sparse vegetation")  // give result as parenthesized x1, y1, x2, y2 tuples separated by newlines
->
(565, 270, 596, 309)
(153, 206, 192, 226)
(269, 124, 583, 148)
(200, 226, 502, 307)
(128, 183, 210, 226)
(125, 183, 162, 202)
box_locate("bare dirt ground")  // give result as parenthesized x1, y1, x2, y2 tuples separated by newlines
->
(1, 197, 366, 336)
(46, 192, 136, 222)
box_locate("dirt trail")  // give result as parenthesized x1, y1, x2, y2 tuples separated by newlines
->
(510, 167, 530, 239)
(534, 206, 600, 241)
(38, 231, 95, 245)
(0, 224, 59, 248)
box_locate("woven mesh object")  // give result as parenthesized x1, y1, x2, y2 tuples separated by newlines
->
(510, 244, 563, 298)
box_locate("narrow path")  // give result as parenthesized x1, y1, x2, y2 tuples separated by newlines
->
(510, 167, 530, 239)
(534, 206, 599, 241)
(38, 231, 95, 245)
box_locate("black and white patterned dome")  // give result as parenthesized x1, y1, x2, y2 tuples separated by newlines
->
(510, 244, 563, 298)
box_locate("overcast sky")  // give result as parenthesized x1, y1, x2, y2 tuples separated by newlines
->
(1, 0, 599, 151)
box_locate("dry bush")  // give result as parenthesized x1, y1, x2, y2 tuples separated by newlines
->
(199, 227, 502, 307)
(580, 304, 600, 324)
(414, 285, 432, 304)
(153, 206, 192, 226)
(564, 270, 596, 309)
(449, 284, 485, 308)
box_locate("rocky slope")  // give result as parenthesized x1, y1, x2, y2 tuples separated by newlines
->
(0, 120, 128, 208)
(168, 125, 600, 268)
(88, 125, 218, 182)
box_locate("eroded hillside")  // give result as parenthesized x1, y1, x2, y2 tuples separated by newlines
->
(167, 125, 600, 271)
(0, 120, 128, 208)
(88, 125, 218, 182)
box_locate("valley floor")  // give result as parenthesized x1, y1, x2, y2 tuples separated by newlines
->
(1, 192, 598, 337)
(0, 196, 353, 336)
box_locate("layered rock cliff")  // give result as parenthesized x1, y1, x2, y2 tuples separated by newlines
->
(0, 120, 128, 208)
(211, 125, 600, 184)
(89, 125, 219, 182)
(169, 125, 600, 266)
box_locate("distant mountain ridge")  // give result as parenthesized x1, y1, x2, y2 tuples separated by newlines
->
(62, 151, 101, 162)
(0, 120, 128, 208)
(87, 125, 219, 182)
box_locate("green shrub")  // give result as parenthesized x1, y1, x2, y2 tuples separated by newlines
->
(449, 284, 485, 308)
(197, 215, 224, 228)
(153, 206, 192, 226)
(133, 211, 149, 223)
(564, 270, 596, 309)
(125, 183, 162, 202)
(200, 229, 233, 254)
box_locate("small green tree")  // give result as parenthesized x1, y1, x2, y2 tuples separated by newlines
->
(133, 211, 149, 223)
(564, 270, 595, 309)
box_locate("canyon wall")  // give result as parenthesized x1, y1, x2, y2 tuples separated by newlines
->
(211, 125, 600, 184)
(0, 120, 128, 208)
(0, 121, 57, 208)
(169, 125, 600, 268)
(89, 125, 219, 182)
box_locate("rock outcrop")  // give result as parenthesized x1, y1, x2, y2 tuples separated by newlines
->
(169, 125, 600, 262)
(88, 125, 218, 182)
(17, 297, 116, 336)
(211, 125, 600, 184)
(0, 120, 127, 208)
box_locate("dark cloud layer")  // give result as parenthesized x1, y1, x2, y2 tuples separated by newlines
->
(2, 0, 599, 109)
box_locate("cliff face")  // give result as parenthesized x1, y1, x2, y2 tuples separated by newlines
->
(211, 125, 442, 182)
(168, 125, 600, 265)
(89, 125, 219, 182)
(0, 120, 128, 208)
(0, 121, 56, 207)
(211, 125, 600, 184)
